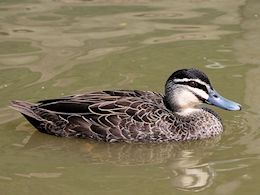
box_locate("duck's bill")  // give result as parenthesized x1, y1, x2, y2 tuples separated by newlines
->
(206, 89, 241, 111)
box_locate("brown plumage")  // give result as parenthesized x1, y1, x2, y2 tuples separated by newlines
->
(10, 69, 241, 142)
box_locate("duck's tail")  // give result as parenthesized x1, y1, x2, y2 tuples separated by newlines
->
(10, 100, 42, 121)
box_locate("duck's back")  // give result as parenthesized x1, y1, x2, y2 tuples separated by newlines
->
(11, 90, 180, 142)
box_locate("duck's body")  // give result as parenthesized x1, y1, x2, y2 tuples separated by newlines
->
(11, 69, 240, 142)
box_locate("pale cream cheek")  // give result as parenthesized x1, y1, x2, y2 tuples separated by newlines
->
(173, 90, 200, 109)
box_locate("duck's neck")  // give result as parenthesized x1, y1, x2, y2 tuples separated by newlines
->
(164, 96, 200, 114)
(164, 86, 201, 113)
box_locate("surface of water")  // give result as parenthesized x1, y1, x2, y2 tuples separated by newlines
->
(0, 0, 259, 194)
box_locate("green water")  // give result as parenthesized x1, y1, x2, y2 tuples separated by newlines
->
(0, 0, 259, 194)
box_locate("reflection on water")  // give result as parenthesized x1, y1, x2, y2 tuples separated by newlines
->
(0, 0, 259, 194)
(170, 153, 215, 192)
(14, 131, 220, 192)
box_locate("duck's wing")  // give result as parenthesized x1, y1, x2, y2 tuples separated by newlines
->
(11, 90, 169, 142)
(38, 90, 164, 105)
(34, 90, 164, 114)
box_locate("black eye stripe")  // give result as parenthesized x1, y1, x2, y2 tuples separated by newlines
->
(193, 92, 206, 102)
(175, 81, 208, 93)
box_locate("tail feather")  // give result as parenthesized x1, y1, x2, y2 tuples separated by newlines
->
(10, 100, 42, 121)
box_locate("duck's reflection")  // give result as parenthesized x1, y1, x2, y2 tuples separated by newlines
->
(170, 151, 214, 192)
(20, 131, 220, 192)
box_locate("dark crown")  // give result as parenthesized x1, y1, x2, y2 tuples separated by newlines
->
(167, 68, 211, 85)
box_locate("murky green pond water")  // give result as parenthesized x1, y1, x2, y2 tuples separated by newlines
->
(0, 0, 260, 194)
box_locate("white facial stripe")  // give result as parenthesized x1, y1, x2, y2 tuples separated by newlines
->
(173, 78, 211, 89)
(187, 86, 209, 100)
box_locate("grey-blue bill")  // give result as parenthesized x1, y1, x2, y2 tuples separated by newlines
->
(206, 89, 241, 111)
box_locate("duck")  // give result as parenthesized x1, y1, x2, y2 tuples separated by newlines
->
(10, 68, 241, 142)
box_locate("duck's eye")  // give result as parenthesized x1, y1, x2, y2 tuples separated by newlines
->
(188, 81, 197, 87)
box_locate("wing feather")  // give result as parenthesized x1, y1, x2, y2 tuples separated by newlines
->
(15, 90, 170, 141)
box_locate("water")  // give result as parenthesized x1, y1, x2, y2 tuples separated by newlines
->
(0, 0, 259, 194)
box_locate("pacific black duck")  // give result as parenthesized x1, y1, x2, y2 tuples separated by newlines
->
(11, 68, 241, 142)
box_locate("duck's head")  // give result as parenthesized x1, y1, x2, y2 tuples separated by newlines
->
(165, 68, 241, 113)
